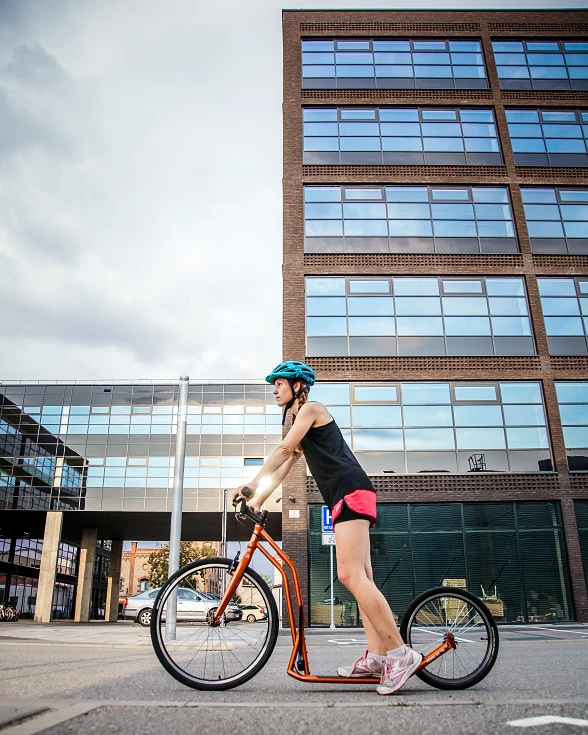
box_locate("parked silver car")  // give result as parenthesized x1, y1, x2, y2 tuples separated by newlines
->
(123, 588, 243, 627)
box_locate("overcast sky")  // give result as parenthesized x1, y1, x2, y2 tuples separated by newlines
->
(0, 0, 583, 382)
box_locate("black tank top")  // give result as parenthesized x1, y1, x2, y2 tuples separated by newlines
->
(301, 418, 375, 511)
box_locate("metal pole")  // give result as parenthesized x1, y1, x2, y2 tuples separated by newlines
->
(329, 545, 335, 629)
(221, 488, 228, 558)
(165, 375, 189, 641)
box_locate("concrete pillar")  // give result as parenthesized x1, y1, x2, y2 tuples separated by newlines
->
(105, 539, 123, 622)
(34, 512, 63, 623)
(74, 528, 98, 622)
(128, 541, 137, 596)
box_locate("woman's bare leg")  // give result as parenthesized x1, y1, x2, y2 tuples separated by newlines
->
(357, 546, 386, 655)
(335, 518, 403, 651)
(358, 605, 386, 655)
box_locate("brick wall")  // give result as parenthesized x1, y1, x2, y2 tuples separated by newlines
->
(282, 9, 588, 623)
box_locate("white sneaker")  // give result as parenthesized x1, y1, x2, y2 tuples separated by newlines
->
(376, 648, 423, 695)
(337, 650, 385, 678)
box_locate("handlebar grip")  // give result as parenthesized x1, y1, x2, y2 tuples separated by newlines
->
(241, 485, 254, 499)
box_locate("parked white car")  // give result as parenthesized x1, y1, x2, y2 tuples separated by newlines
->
(123, 588, 243, 627)
(238, 604, 268, 622)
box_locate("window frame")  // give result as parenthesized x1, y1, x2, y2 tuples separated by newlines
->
(305, 275, 536, 357)
(304, 184, 518, 255)
(302, 37, 489, 90)
(493, 39, 588, 91)
(303, 106, 504, 166)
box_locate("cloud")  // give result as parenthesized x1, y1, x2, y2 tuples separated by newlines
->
(6, 43, 70, 87)
(0, 0, 582, 380)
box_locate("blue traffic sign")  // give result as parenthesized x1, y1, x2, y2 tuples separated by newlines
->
(322, 505, 333, 533)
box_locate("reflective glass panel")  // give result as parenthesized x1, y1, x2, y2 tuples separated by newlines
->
(302, 39, 488, 88)
(305, 277, 534, 357)
(354, 386, 398, 402)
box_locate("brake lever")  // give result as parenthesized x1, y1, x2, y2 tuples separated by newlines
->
(233, 486, 266, 524)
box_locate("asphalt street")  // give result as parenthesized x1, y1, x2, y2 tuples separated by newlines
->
(0, 622, 587, 734)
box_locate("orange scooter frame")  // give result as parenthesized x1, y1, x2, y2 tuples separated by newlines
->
(211, 507, 457, 684)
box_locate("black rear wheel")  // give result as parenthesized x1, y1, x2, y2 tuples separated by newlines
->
(400, 586, 499, 690)
(151, 558, 279, 690)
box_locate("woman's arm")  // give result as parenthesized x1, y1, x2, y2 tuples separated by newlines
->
(233, 401, 319, 509)
(246, 451, 302, 510)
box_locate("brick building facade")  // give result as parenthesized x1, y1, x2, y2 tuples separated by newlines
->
(120, 543, 153, 600)
(119, 541, 220, 602)
(281, 9, 588, 625)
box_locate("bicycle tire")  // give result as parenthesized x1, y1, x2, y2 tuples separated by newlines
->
(400, 586, 499, 690)
(151, 557, 279, 690)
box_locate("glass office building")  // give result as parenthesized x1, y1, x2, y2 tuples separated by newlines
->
(283, 8, 588, 625)
(0, 381, 282, 620)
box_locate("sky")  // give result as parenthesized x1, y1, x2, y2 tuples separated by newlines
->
(0, 0, 584, 383)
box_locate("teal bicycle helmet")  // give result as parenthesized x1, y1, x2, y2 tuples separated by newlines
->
(265, 361, 316, 425)
(265, 361, 316, 386)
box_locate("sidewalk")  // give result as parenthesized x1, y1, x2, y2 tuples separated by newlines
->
(1, 620, 586, 647)
(0, 620, 362, 646)
(0, 621, 151, 647)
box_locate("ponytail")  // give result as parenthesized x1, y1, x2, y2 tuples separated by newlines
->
(291, 385, 309, 457)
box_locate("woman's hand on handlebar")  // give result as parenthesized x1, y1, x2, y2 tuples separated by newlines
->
(232, 485, 262, 513)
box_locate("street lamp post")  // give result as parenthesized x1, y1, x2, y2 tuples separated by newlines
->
(165, 375, 189, 641)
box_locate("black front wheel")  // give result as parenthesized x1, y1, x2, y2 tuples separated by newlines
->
(400, 586, 499, 690)
(151, 558, 279, 690)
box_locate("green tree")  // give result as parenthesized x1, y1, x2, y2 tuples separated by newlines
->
(147, 542, 216, 588)
(260, 572, 273, 587)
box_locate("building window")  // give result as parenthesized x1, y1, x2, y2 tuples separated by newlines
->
(493, 40, 588, 91)
(52, 582, 75, 620)
(309, 502, 571, 625)
(576, 501, 588, 590)
(303, 107, 503, 166)
(302, 38, 488, 90)
(93, 554, 109, 583)
(56, 542, 79, 576)
(522, 188, 588, 255)
(538, 278, 588, 355)
(6, 575, 38, 619)
(139, 578, 148, 592)
(13, 538, 43, 568)
(555, 382, 588, 471)
(306, 276, 535, 357)
(506, 109, 588, 167)
(0, 537, 10, 563)
(304, 185, 518, 254)
(310, 381, 551, 474)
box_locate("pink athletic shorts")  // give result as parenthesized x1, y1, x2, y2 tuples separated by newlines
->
(332, 489, 377, 527)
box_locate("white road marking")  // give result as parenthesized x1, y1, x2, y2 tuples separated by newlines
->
(327, 638, 368, 645)
(508, 715, 588, 728)
(530, 626, 588, 638)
